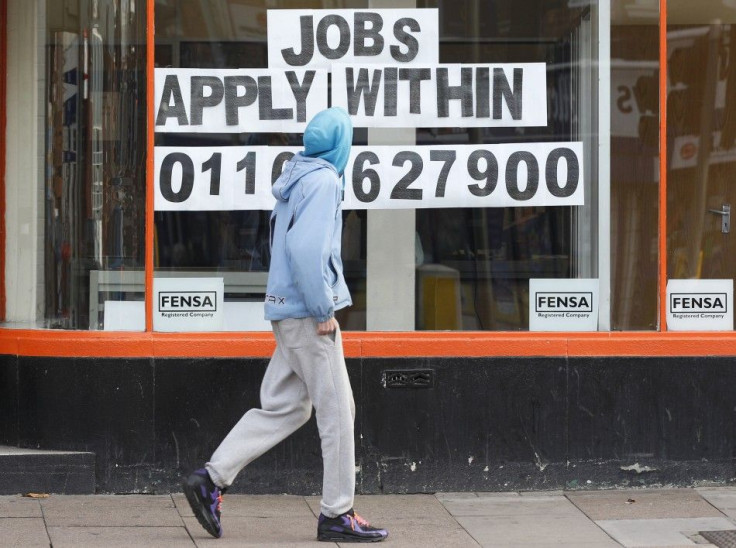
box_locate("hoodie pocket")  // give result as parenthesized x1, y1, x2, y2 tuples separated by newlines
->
(326, 255, 339, 287)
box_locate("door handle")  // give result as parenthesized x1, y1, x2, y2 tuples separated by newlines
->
(708, 204, 731, 234)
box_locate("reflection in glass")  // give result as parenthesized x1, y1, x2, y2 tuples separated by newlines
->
(667, 4, 736, 292)
(153, 0, 369, 331)
(414, 0, 591, 330)
(609, 19, 659, 330)
(45, 0, 147, 329)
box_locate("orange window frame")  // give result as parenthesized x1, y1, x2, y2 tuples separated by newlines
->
(3, 0, 736, 359)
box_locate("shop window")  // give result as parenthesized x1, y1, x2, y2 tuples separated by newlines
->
(609, 20, 660, 329)
(667, 6, 736, 280)
(150, 0, 612, 333)
(2, 0, 147, 329)
(414, 1, 590, 330)
(664, 3, 736, 331)
(1, 0, 663, 332)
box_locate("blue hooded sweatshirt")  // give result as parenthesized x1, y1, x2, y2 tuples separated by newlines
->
(264, 107, 353, 323)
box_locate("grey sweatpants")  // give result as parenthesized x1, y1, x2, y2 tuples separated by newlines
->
(205, 317, 356, 518)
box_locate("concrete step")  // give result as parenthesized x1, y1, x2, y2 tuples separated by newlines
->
(0, 445, 95, 495)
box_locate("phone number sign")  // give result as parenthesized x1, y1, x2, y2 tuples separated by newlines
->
(154, 143, 583, 211)
(153, 8, 585, 212)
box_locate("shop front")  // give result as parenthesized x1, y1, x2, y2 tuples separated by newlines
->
(2, 0, 736, 494)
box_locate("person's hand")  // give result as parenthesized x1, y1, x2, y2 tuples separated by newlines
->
(317, 317, 339, 335)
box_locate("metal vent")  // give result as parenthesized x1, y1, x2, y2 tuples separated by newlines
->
(700, 530, 736, 548)
(384, 369, 434, 389)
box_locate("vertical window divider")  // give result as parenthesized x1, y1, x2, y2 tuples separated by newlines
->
(0, 0, 7, 323)
(145, 0, 155, 332)
(597, 2, 612, 330)
(659, 0, 668, 330)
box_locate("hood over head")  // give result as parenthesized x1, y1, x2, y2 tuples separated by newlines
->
(302, 107, 353, 176)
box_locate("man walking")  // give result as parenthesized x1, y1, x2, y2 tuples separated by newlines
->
(183, 107, 388, 543)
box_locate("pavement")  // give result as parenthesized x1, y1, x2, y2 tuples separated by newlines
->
(4, 487, 736, 547)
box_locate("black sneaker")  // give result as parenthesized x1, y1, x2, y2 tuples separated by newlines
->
(183, 468, 223, 538)
(317, 508, 388, 542)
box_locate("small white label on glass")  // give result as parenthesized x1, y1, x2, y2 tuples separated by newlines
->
(529, 279, 599, 331)
(154, 278, 225, 332)
(666, 279, 733, 331)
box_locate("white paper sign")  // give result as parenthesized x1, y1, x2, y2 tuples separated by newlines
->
(154, 146, 289, 211)
(267, 9, 439, 70)
(154, 143, 584, 211)
(103, 301, 145, 331)
(529, 279, 599, 331)
(154, 277, 225, 332)
(154, 69, 328, 133)
(331, 63, 547, 128)
(666, 279, 733, 331)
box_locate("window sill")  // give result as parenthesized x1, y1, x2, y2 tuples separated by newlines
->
(1, 329, 735, 358)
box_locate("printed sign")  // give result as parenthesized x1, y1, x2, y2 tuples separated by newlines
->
(154, 69, 328, 133)
(267, 9, 439, 69)
(666, 279, 733, 331)
(331, 63, 547, 127)
(153, 9, 579, 214)
(529, 279, 599, 331)
(154, 143, 583, 211)
(153, 277, 224, 332)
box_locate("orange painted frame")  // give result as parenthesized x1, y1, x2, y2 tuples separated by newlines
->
(2, 0, 733, 359)
(0, 330, 736, 358)
(659, 0, 668, 330)
(145, 0, 155, 331)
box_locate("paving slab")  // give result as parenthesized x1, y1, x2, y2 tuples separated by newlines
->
(0, 495, 42, 517)
(456, 513, 620, 547)
(357, 518, 480, 547)
(567, 489, 725, 520)
(183, 515, 319, 547)
(438, 492, 587, 518)
(47, 525, 193, 548)
(697, 488, 736, 519)
(596, 517, 735, 547)
(306, 494, 479, 547)
(174, 493, 314, 518)
(306, 494, 451, 521)
(8, 488, 736, 547)
(41, 494, 183, 527)
(0, 517, 49, 547)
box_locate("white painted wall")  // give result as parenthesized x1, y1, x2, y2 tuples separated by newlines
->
(5, 0, 45, 324)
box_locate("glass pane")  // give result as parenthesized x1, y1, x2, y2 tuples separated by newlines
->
(413, 0, 597, 330)
(667, 3, 736, 284)
(152, 0, 607, 332)
(153, 0, 369, 332)
(44, 0, 148, 329)
(609, 8, 660, 330)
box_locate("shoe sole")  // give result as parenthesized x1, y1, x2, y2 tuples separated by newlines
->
(182, 479, 222, 539)
(318, 531, 387, 542)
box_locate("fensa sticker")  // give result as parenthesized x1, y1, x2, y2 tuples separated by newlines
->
(666, 279, 733, 331)
(529, 279, 599, 332)
(154, 277, 225, 332)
